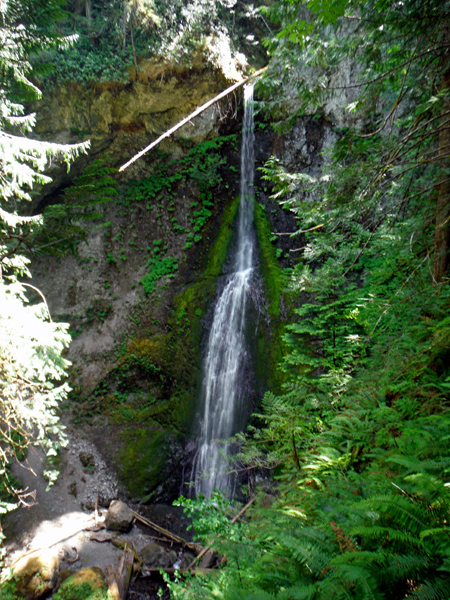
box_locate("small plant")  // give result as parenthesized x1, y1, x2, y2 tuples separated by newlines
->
(140, 256, 178, 296)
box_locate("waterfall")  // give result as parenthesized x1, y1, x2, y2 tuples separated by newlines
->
(192, 84, 255, 498)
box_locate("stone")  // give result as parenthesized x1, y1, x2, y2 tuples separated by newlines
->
(56, 566, 107, 597)
(68, 481, 77, 497)
(12, 550, 59, 599)
(180, 551, 197, 570)
(139, 543, 177, 569)
(79, 451, 95, 469)
(105, 500, 134, 532)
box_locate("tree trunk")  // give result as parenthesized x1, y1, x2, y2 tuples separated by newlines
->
(123, 2, 127, 52)
(433, 30, 450, 282)
(85, 0, 91, 28)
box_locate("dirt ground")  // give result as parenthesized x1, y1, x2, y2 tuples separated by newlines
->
(2, 424, 193, 599)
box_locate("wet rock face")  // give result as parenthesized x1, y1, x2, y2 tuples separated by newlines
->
(33, 68, 227, 144)
(29, 66, 228, 204)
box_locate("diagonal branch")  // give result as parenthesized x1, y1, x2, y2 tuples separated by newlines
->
(118, 67, 268, 172)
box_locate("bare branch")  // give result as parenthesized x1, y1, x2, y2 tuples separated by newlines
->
(119, 67, 268, 171)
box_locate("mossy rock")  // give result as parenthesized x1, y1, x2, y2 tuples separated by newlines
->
(53, 567, 107, 600)
(119, 427, 182, 497)
(118, 334, 170, 372)
(11, 550, 59, 600)
(254, 201, 292, 391)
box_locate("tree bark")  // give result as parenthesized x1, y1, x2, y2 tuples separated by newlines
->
(433, 29, 450, 282)
(85, 0, 91, 28)
(122, 2, 127, 52)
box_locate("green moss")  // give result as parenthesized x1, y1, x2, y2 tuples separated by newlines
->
(53, 568, 109, 600)
(119, 428, 176, 497)
(254, 202, 287, 318)
(203, 194, 240, 279)
(254, 201, 291, 391)
(53, 582, 111, 600)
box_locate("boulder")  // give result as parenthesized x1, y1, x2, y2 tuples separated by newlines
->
(12, 550, 59, 599)
(56, 566, 107, 598)
(139, 543, 177, 569)
(105, 500, 134, 532)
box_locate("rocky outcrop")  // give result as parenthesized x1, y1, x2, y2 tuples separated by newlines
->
(30, 63, 229, 204)
(140, 542, 177, 569)
(25, 52, 337, 501)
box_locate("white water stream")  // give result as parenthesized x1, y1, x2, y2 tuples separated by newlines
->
(192, 84, 255, 498)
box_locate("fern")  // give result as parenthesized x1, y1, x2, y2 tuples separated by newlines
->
(411, 577, 450, 600)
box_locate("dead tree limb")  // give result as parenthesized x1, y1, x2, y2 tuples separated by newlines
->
(106, 545, 134, 600)
(130, 509, 200, 552)
(118, 67, 268, 172)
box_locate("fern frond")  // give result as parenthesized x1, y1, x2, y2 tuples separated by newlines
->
(350, 525, 423, 550)
(277, 583, 318, 600)
(354, 495, 428, 535)
(411, 576, 450, 600)
(330, 550, 386, 568)
(283, 538, 331, 576)
(382, 553, 429, 580)
(322, 565, 383, 600)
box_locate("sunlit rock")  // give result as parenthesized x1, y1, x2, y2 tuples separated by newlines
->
(105, 500, 134, 532)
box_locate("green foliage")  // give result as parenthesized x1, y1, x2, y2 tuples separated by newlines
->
(0, 578, 20, 600)
(140, 255, 178, 295)
(53, 581, 112, 600)
(37, 158, 118, 258)
(122, 135, 237, 264)
(174, 492, 238, 540)
(0, 0, 89, 277)
(169, 0, 450, 598)
(0, 283, 71, 500)
(0, 0, 87, 519)
(41, 0, 265, 84)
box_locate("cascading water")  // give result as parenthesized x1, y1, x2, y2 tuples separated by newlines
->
(192, 84, 256, 498)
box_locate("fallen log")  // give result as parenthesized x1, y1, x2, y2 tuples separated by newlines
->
(106, 544, 134, 600)
(118, 66, 268, 172)
(130, 509, 200, 552)
(140, 567, 214, 575)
